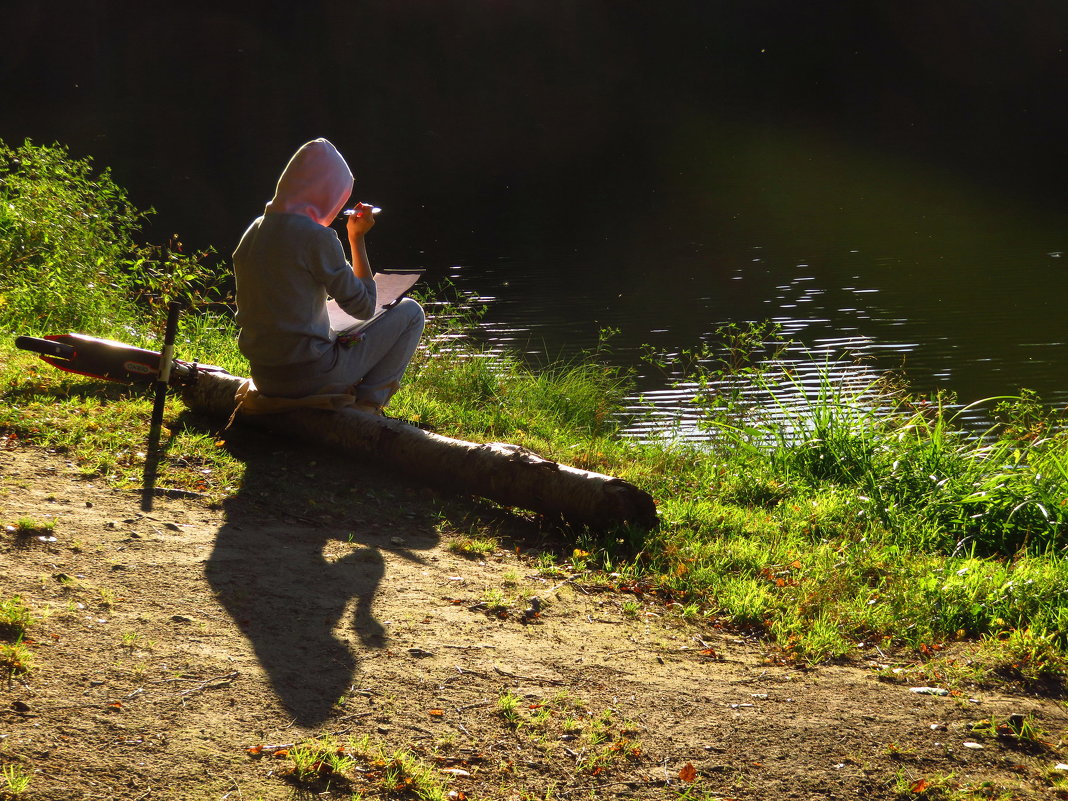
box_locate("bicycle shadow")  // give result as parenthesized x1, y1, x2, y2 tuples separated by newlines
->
(200, 421, 440, 728)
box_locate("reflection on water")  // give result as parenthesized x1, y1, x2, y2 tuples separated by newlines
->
(449, 251, 1068, 440)
(433, 126, 1068, 441)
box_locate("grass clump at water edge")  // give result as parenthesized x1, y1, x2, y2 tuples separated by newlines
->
(635, 327, 1068, 667)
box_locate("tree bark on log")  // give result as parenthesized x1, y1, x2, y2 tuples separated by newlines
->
(181, 370, 658, 531)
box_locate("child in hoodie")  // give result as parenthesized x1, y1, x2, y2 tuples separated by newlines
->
(233, 138, 425, 413)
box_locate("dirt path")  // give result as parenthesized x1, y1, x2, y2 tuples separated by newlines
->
(2, 435, 1067, 800)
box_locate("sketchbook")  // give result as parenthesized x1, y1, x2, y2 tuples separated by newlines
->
(326, 270, 423, 336)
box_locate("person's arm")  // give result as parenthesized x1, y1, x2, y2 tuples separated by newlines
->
(346, 202, 376, 280)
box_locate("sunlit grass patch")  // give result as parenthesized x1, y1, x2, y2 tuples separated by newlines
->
(5, 517, 54, 542)
(0, 763, 32, 798)
(0, 638, 34, 678)
(977, 628, 1068, 687)
(0, 596, 37, 679)
(444, 529, 500, 559)
(0, 341, 244, 496)
(0, 597, 35, 641)
(260, 733, 450, 800)
(492, 690, 643, 775)
(395, 330, 633, 452)
(496, 690, 523, 728)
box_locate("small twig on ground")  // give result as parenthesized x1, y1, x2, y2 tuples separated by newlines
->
(246, 729, 354, 757)
(336, 711, 373, 723)
(180, 671, 238, 697)
(456, 701, 491, 711)
(735, 670, 768, 684)
(442, 644, 497, 650)
(219, 774, 243, 801)
(453, 666, 494, 680)
(151, 673, 220, 684)
(542, 574, 581, 597)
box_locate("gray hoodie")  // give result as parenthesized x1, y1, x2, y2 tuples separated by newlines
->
(234, 138, 376, 372)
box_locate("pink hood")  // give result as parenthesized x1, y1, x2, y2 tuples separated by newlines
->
(264, 138, 353, 226)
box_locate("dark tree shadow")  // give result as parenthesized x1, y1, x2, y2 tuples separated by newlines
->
(196, 419, 440, 727)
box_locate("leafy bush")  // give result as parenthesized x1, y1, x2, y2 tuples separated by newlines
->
(0, 138, 231, 338)
(0, 139, 146, 332)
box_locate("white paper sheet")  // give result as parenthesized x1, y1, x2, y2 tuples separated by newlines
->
(327, 270, 422, 336)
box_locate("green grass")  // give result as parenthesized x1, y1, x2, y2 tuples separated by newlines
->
(0, 640, 33, 678)
(492, 692, 643, 776)
(5, 138, 1068, 679)
(266, 733, 449, 799)
(0, 342, 245, 495)
(0, 597, 36, 679)
(447, 533, 500, 559)
(0, 763, 32, 798)
(497, 690, 523, 728)
(6, 517, 54, 539)
(0, 597, 35, 641)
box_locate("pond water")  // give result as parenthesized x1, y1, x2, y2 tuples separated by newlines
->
(430, 123, 1068, 437)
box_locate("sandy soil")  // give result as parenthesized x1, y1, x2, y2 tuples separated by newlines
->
(2, 431, 1067, 800)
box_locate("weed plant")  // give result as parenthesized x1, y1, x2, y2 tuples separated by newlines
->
(0, 639, 33, 679)
(0, 597, 35, 679)
(0, 597, 34, 641)
(275, 733, 449, 799)
(4, 141, 1068, 671)
(0, 763, 31, 798)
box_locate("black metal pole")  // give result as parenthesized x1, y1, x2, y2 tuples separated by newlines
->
(141, 298, 183, 511)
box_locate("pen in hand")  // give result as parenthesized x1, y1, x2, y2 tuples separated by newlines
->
(340, 206, 382, 220)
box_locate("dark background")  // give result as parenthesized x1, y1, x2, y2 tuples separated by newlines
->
(5, 2, 1068, 268)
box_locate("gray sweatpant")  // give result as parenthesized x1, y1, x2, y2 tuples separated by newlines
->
(250, 298, 425, 407)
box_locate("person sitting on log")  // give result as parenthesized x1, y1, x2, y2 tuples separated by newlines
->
(233, 137, 424, 415)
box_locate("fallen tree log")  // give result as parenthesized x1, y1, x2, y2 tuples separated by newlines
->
(182, 370, 658, 531)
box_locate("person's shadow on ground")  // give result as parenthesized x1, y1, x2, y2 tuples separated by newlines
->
(198, 422, 440, 728)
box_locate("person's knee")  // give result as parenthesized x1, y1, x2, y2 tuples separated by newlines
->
(398, 297, 425, 331)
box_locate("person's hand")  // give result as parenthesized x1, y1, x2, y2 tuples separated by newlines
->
(345, 203, 377, 237)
